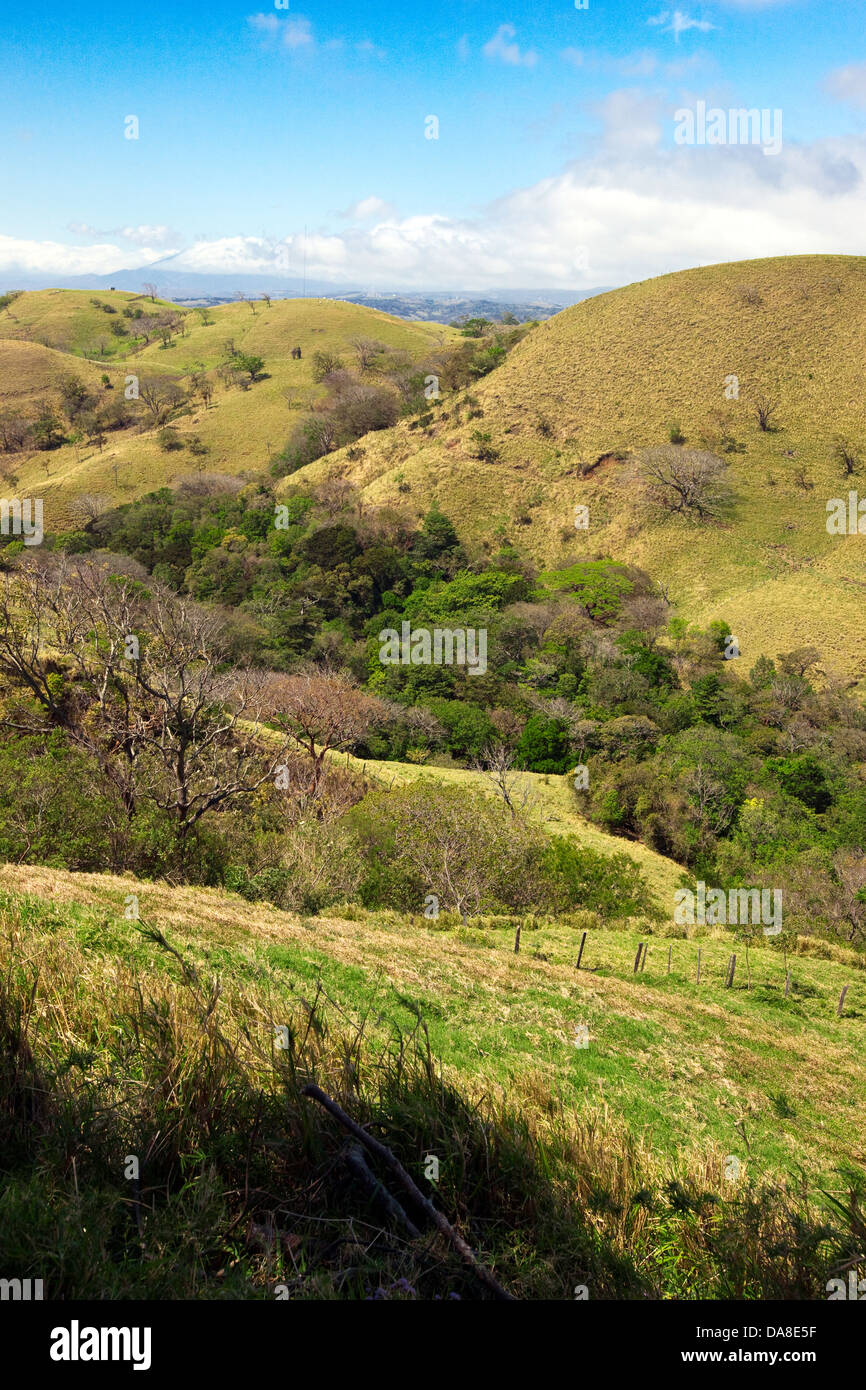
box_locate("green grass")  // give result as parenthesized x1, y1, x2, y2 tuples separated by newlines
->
(2, 862, 863, 1180)
(1, 862, 863, 1299)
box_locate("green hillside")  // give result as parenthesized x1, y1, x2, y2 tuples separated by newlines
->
(1, 294, 452, 529)
(1, 860, 863, 1299)
(289, 255, 866, 688)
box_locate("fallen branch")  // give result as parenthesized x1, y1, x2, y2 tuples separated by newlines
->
(343, 1143, 421, 1240)
(302, 1082, 515, 1300)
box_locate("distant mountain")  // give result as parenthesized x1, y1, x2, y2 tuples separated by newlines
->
(325, 290, 608, 324)
(0, 262, 606, 322)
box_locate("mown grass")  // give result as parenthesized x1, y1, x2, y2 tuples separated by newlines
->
(0, 864, 863, 1300)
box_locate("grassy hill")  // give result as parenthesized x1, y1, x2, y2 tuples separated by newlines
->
(289, 254, 866, 688)
(6, 258, 865, 688)
(1, 859, 862, 1299)
(0, 287, 182, 357)
(1, 294, 452, 530)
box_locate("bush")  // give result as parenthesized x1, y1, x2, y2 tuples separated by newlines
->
(543, 836, 658, 919)
(346, 783, 548, 918)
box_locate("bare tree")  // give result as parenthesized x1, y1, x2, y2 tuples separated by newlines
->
(475, 742, 538, 820)
(264, 669, 387, 794)
(138, 376, 186, 426)
(70, 494, 112, 527)
(351, 337, 385, 372)
(142, 282, 158, 301)
(753, 392, 779, 432)
(0, 557, 292, 846)
(832, 436, 862, 478)
(642, 447, 731, 520)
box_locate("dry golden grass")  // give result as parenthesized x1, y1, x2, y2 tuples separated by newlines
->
(4, 296, 453, 529)
(293, 254, 866, 688)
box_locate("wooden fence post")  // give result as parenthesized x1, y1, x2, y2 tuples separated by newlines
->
(575, 931, 587, 970)
(514, 925, 521, 955)
(667, 945, 672, 974)
(838, 985, 850, 1019)
(725, 954, 736, 989)
(784, 971, 791, 998)
(633, 943, 644, 974)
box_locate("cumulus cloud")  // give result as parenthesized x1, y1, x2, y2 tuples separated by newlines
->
(482, 24, 538, 69)
(8, 118, 866, 291)
(0, 234, 165, 275)
(337, 196, 397, 221)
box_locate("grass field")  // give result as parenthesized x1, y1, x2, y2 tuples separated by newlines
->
(2, 860, 862, 1180)
(0, 859, 862, 1299)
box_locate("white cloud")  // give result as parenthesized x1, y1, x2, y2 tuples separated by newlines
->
(247, 14, 382, 57)
(248, 13, 313, 49)
(66, 222, 177, 248)
(116, 224, 176, 246)
(560, 47, 708, 79)
(824, 62, 866, 110)
(282, 17, 314, 49)
(648, 10, 716, 42)
(482, 24, 538, 69)
(0, 234, 167, 275)
(9, 120, 866, 291)
(338, 196, 396, 221)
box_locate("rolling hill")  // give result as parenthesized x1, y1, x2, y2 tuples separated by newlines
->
(288, 254, 866, 688)
(3, 257, 866, 687)
(0, 292, 453, 529)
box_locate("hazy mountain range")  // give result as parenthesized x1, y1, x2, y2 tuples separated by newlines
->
(0, 259, 607, 322)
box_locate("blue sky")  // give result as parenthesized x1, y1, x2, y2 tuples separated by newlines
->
(2, 0, 865, 288)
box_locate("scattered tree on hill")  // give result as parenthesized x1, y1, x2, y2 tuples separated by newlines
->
(142, 282, 157, 301)
(351, 337, 384, 372)
(234, 352, 265, 382)
(642, 446, 731, 520)
(753, 391, 779, 432)
(832, 436, 862, 478)
(138, 376, 186, 426)
(0, 408, 30, 452)
(311, 349, 345, 382)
